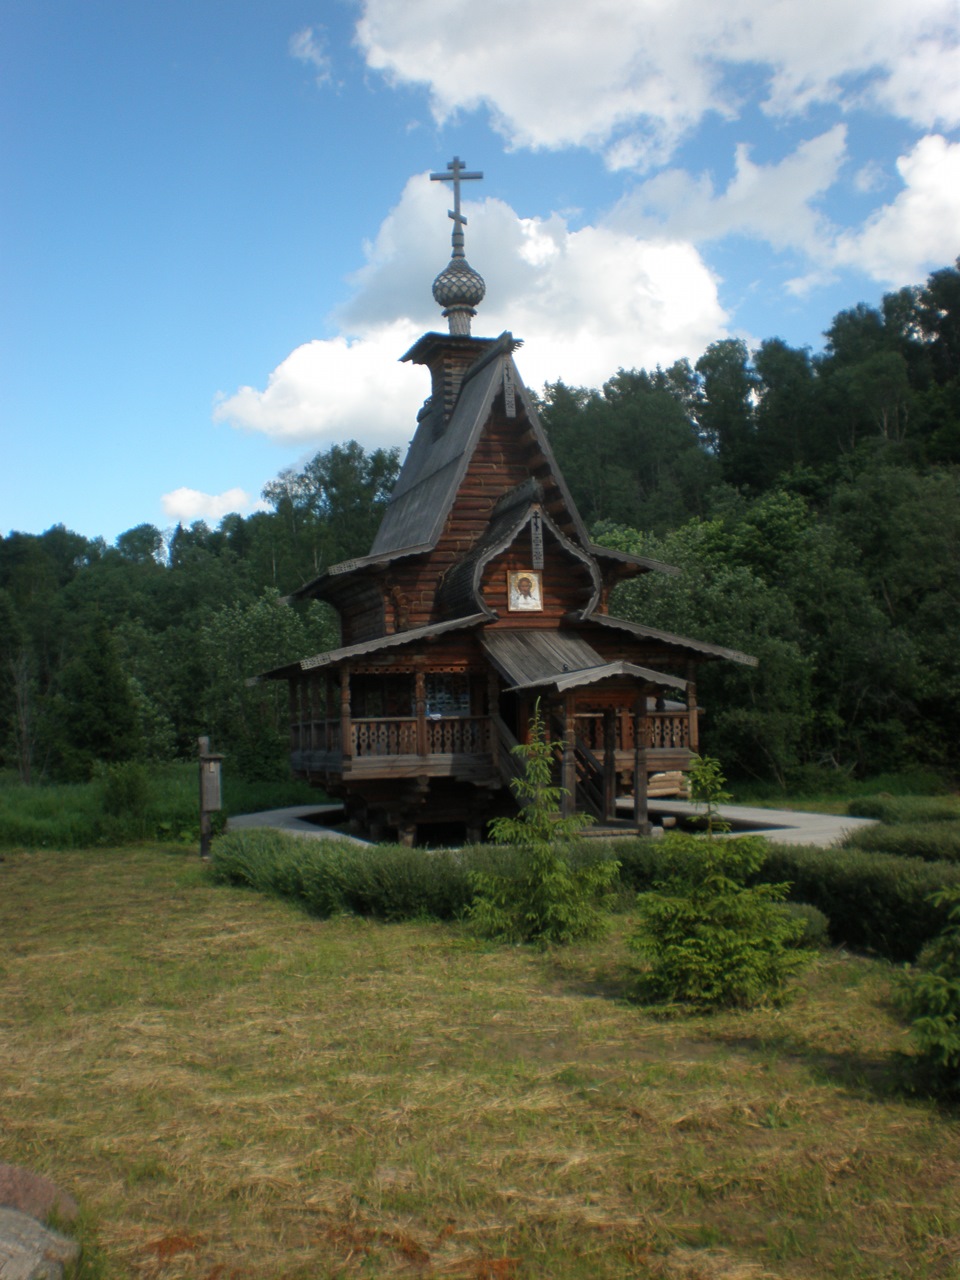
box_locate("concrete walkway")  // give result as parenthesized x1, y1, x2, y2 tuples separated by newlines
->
(227, 801, 875, 849)
(226, 805, 370, 844)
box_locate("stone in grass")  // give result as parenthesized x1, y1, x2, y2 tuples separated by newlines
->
(0, 1166, 78, 1226)
(0, 1207, 79, 1280)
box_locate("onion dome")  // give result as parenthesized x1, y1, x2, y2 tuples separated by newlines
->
(432, 257, 486, 336)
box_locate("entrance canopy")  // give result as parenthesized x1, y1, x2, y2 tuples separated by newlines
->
(481, 630, 687, 696)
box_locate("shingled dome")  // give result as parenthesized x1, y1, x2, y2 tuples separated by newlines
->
(432, 258, 486, 310)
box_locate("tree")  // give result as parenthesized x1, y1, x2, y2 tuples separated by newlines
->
(631, 757, 811, 1008)
(468, 702, 617, 946)
(900, 888, 960, 1096)
(695, 338, 758, 487)
(49, 614, 141, 780)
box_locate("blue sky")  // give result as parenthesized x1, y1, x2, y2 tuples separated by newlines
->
(2, 0, 958, 545)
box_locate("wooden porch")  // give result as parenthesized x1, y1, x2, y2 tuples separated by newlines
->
(288, 706, 698, 806)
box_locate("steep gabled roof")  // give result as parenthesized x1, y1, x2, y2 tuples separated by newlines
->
(369, 333, 592, 558)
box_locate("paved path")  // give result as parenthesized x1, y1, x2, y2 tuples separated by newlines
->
(228, 802, 875, 848)
(227, 805, 371, 844)
(630, 799, 877, 846)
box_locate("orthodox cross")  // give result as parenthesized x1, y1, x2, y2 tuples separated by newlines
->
(430, 156, 483, 257)
(530, 509, 544, 570)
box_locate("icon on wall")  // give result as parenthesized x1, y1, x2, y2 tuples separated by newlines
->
(507, 570, 543, 612)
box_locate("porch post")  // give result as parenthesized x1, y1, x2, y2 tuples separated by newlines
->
(415, 668, 428, 758)
(562, 695, 577, 818)
(340, 667, 352, 763)
(487, 669, 500, 771)
(289, 678, 299, 753)
(602, 708, 617, 822)
(686, 664, 699, 753)
(633, 691, 650, 836)
(325, 672, 333, 752)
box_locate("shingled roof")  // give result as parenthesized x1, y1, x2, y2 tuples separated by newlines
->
(370, 332, 592, 558)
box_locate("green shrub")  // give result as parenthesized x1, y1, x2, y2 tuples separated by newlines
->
(210, 829, 477, 920)
(782, 902, 831, 949)
(631, 833, 812, 1009)
(899, 888, 960, 1096)
(846, 795, 960, 824)
(760, 844, 960, 961)
(468, 703, 618, 946)
(842, 821, 960, 863)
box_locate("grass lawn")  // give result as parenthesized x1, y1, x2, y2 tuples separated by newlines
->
(1, 846, 958, 1279)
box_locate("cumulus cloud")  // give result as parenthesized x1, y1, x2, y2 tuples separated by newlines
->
(610, 126, 847, 254)
(355, 0, 960, 168)
(828, 136, 960, 284)
(161, 487, 260, 525)
(213, 176, 729, 449)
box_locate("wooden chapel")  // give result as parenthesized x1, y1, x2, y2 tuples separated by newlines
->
(262, 158, 755, 845)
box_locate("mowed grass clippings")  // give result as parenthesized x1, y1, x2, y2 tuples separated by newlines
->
(0, 849, 958, 1280)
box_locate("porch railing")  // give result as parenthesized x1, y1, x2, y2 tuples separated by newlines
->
(573, 711, 693, 754)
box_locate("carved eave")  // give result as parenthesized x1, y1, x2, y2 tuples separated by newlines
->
(437, 502, 601, 621)
(575, 611, 759, 666)
(290, 543, 433, 607)
(589, 543, 680, 590)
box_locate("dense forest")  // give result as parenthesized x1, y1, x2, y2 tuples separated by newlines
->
(2, 260, 958, 787)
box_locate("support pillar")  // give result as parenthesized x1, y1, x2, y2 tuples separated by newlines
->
(633, 693, 650, 836)
(562, 696, 577, 818)
(340, 667, 352, 764)
(602, 708, 617, 822)
(686, 664, 699, 753)
(415, 668, 427, 758)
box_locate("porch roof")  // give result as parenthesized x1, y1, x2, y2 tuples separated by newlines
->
(481, 629, 687, 695)
(255, 613, 489, 680)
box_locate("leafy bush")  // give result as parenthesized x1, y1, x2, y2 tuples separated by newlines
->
(761, 844, 960, 961)
(842, 821, 960, 863)
(899, 888, 960, 1096)
(468, 703, 619, 946)
(631, 833, 811, 1009)
(782, 902, 831, 949)
(847, 795, 960, 825)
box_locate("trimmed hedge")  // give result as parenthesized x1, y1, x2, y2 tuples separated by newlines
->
(209, 829, 960, 963)
(612, 835, 960, 962)
(209, 829, 609, 922)
(846, 795, 960, 825)
(842, 821, 960, 863)
(759, 843, 960, 962)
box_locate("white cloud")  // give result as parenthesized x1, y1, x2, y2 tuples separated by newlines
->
(161, 486, 260, 525)
(289, 25, 333, 86)
(829, 135, 960, 284)
(355, 0, 960, 168)
(213, 321, 425, 447)
(213, 176, 729, 449)
(610, 126, 847, 254)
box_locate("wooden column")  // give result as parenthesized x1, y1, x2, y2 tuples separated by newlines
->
(562, 695, 577, 818)
(487, 670, 500, 771)
(686, 670, 699, 753)
(340, 667, 352, 762)
(602, 708, 617, 822)
(289, 679, 299, 753)
(633, 692, 650, 835)
(325, 672, 333, 752)
(415, 669, 427, 758)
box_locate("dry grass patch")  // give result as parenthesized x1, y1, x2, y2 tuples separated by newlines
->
(1, 846, 958, 1279)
